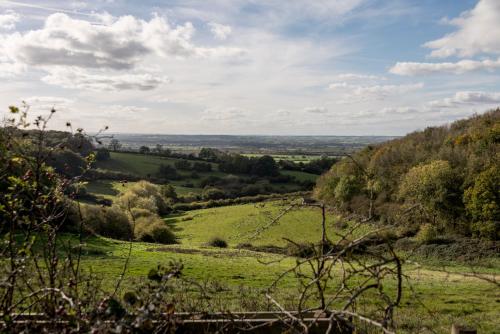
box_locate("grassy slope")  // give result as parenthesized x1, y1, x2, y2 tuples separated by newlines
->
(76, 236, 499, 333)
(89, 152, 318, 199)
(168, 201, 370, 247)
(95, 152, 217, 178)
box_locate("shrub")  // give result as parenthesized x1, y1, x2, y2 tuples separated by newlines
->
(95, 148, 110, 161)
(192, 162, 212, 172)
(130, 208, 156, 219)
(82, 204, 132, 240)
(202, 187, 226, 200)
(47, 149, 86, 177)
(199, 176, 222, 188)
(102, 206, 134, 239)
(415, 224, 439, 244)
(116, 181, 171, 215)
(134, 216, 176, 244)
(158, 164, 179, 180)
(174, 160, 191, 170)
(241, 184, 264, 196)
(207, 237, 228, 248)
(160, 184, 178, 201)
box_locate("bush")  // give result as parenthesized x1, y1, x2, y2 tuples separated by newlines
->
(199, 176, 222, 188)
(207, 237, 228, 248)
(201, 187, 226, 200)
(47, 149, 86, 177)
(134, 216, 176, 244)
(160, 184, 178, 201)
(157, 164, 179, 180)
(192, 162, 212, 172)
(95, 148, 110, 161)
(415, 224, 439, 244)
(81, 204, 132, 240)
(116, 181, 171, 215)
(241, 184, 264, 196)
(174, 160, 191, 170)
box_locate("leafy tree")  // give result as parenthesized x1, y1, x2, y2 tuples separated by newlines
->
(464, 166, 499, 239)
(192, 162, 212, 172)
(161, 184, 178, 201)
(47, 148, 87, 177)
(139, 145, 150, 154)
(398, 160, 460, 221)
(158, 164, 179, 180)
(199, 147, 223, 161)
(174, 159, 191, 170)
(251, 155, 279, 177)
(334, 175, 363, 203)
(95, 147, 110, 161)
(315, 109, 499, 239)
(109, 138, 121, 151)
(202, 187, 226, 200)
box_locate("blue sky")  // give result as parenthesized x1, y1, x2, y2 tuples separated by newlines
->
(0, 0, 499, 135)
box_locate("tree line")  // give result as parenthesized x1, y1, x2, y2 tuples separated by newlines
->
(315, 108, 500, 240)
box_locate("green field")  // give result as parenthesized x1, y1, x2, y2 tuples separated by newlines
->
(83, 153, 500, 332)
(88, 152, 319, 200)
(95, 152, 221, 179)
(74, 201, 500, 333)
(169, 201, 370, 247)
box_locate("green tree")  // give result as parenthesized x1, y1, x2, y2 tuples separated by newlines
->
(139, 146, 150, 154)
(161, 184, 178, 201)
(252, 155, 279, 177)
(174, 159, 191, 170)
(398, 160, 460, 221)
(108, 138, 121, 151)
(95, 147, 110, 161)
(464, 165, 499, 239)
(202, 187, 226, 200)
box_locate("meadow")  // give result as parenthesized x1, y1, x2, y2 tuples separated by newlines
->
(89, 151, 319, 197)
(73, 200, 500, 333)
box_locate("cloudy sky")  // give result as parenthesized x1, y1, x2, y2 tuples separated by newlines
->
(0, 0, 499, 135)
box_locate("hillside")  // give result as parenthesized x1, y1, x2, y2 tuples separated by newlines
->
(90, 151, 319, 199)
(315, 109, 500, 240)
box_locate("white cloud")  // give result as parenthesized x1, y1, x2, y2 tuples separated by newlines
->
(201, 107, 246, 121)
(2, 13, 243, 70)
(208, 22, 232, 40)
(41, 67, 169, 91)
(334, 73, 384, 81)
(329, 82, 423, 100)
(23, 96, 74, 112)
(427, 91, 500, 108)
(0, 10, 20, 30)
(0, 12, 245, 90)
(390, 58, 500, 76)
(100, 104, 149, 114)
(0, 61, 25, 77)
(304, 107, 328, 114)
(424, 0, 500, 58)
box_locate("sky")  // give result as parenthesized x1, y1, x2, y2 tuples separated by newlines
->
(0, 0, 499, 135)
